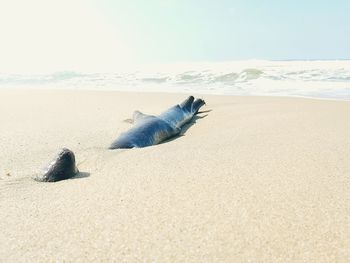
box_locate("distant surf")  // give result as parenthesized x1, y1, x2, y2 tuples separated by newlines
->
(1, 60, 350, 100)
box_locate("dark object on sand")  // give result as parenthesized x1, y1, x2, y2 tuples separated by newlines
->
(37, 148, 79, 182)
(109, 96, 206, 149)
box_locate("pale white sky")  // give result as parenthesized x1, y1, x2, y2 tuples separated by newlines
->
(0, 0, 349, 73)
(0, 0, 133, 73)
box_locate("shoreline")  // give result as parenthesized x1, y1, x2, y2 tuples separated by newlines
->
(1, 87, 350, 102)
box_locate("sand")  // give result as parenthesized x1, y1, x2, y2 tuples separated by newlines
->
(1, 89, 350, 262)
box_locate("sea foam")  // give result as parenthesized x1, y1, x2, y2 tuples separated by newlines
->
(1, 60, 350, 100)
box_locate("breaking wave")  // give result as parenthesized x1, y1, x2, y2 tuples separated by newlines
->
(1, 60, 350, 100)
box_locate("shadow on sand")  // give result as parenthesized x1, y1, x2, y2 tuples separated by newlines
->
(163, 110, 211, 145)
(71, 172, 90, 180)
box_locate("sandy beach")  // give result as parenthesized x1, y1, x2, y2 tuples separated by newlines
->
(1, 89, 350, 262)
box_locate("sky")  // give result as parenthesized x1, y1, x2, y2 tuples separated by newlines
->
(0, 0, 349, 73)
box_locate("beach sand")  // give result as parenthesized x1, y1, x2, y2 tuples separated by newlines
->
(1, 89, 350, 262)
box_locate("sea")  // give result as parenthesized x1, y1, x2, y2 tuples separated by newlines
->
(1, 60, 350, 100)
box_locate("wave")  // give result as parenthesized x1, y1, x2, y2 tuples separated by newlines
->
(1, 60, 350, 99)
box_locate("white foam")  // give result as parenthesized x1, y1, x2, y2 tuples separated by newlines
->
(1, 60, 350, 100)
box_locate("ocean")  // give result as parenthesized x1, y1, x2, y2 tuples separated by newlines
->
(1, 60, 350, 100)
